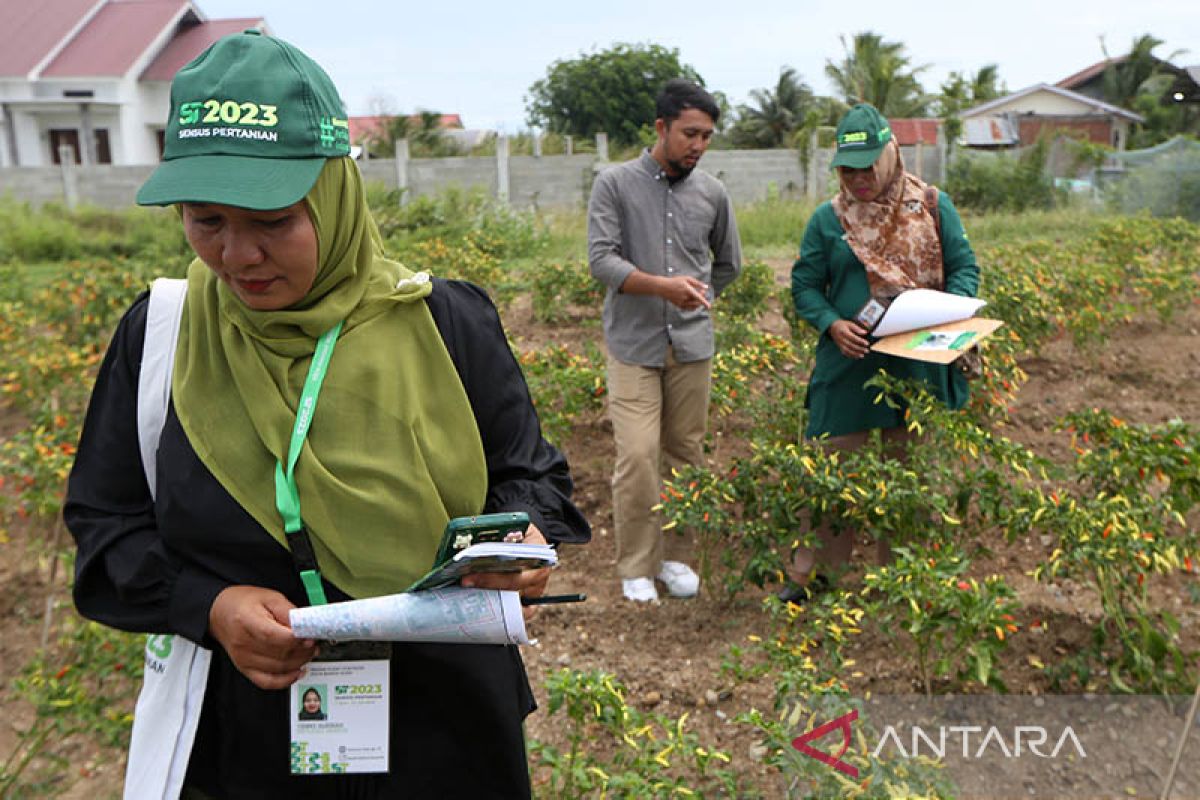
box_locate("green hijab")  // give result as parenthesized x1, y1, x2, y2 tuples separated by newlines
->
(172, 157, 488, 598)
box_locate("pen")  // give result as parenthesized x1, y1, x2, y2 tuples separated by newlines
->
(521, 593, 587, 606)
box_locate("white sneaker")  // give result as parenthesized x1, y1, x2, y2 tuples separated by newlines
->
(622, 577, 659, 602)
(657, 561, 699, 598)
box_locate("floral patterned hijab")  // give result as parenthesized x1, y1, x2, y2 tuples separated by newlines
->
(832, 139, 943, 299)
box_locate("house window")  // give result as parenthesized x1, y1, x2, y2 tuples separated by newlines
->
(49, 129, 81, 164)
(94, 129, 111, 164)
(48, 128, 112, 164)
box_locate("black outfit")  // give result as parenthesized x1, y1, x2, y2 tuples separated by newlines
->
(65, 279, 590, 799)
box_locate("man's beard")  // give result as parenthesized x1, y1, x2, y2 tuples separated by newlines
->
(666, 158, 695, 178)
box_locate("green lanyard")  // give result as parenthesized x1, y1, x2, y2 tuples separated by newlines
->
(273, 320, 344, 606)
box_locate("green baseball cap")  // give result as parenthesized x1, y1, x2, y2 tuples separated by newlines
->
(830, 104, 892, 169)
(137, 29, 350, 209)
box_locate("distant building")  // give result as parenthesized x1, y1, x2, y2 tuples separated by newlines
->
(1057, 57, 1200, 106)
(0, 0, 266, 167)
(887, 118, 942, 146)
(958, 84, 1143, 150)
(348, 113, 494, 156)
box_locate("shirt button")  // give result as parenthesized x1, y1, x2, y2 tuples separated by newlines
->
(667, 212, 673, 217)
(666, 238, 672, 244)
(668, 267, 674, 273)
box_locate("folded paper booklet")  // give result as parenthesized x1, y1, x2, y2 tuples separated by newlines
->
(863, 288, 1004, 365)
(406, 541, 558, 593)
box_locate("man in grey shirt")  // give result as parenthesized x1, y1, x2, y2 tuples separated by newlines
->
(587, 79, 742, 602)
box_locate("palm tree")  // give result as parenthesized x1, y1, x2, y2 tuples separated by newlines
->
(969, 64, 1005, 104)
(824, 32, 930, 117)
(731, 67, 813, 148)
(937, 64, 1006, 116)
(1099, 34, 1184, 111)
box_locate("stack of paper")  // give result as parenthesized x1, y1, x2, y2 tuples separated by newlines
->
(867, 288, 1003, 364)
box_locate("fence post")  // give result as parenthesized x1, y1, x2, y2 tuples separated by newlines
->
(496, 134, 510, 204)
(565, 135, 573, 156)
(532, 132, 542, 158)
(936, 123, 948, 184)
(806, 129, 820, 199)
(595, 132, 608, 162)
(394, 138, 410, 207)
(58, 144, 79, 209)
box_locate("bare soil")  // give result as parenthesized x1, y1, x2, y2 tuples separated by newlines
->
(3, 260, 1199, 798)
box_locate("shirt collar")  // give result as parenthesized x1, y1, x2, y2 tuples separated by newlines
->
(638, 148, 673, 182)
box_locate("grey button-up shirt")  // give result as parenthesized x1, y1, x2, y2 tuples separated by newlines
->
(587, 150, 742, 367)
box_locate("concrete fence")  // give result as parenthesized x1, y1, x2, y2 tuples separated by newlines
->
(0, 133, 947, 211)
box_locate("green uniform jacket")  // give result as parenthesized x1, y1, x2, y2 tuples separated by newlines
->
(791, 191, 980, 438)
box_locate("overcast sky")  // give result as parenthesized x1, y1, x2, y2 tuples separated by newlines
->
(197, 0, 1197, 131)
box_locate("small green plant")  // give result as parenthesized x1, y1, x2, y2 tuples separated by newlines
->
(862, 543, 1018, 695)
(741, 693, 955, 799)
(2, 620, 142, 795)
(1010, 409, 1200, 694)
(515, 343, 606, 446)
(529, 669, 744, 798)
(525, 258, 603, 323)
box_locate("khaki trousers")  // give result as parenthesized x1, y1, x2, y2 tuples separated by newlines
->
(608, 348, 712, 579)
(788, 426, 913, 581)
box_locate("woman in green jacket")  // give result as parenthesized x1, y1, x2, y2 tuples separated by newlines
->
(783, 103, 979, 600)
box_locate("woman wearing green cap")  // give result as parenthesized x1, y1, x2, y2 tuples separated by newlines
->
(64, 30, 588, 798)
(783, 103, 979, 600)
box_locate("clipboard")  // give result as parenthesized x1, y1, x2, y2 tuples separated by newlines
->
(870, 317, 1004, 364)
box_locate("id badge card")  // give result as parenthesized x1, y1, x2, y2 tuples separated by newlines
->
(290, 641, 391, 775)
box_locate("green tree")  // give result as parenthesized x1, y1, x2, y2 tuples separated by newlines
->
(525, 43, 704, 147)
(824, 32, 930, 117)
(1099, 34, 1197, 147)
(366, 109, 460, 159)
(730, 67, 814, 149)
(938, 64, 1007, 152)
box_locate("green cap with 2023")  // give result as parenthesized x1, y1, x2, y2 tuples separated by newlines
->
(137, 29, 350, 209)
(830, 103, 892, 169)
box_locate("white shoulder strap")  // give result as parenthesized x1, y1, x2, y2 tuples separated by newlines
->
(126, 277, 211, 800)
(136, 278, 187, 499)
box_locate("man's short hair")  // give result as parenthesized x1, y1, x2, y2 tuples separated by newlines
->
(656, 79, 720, 125)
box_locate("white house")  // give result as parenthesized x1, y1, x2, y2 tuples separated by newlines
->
(959, 84, 1143, 150)
(0, 0, 265, 167)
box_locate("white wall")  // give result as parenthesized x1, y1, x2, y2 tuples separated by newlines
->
(982, 91, 1099, 116)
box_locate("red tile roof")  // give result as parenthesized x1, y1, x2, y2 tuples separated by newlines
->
(889, 118, 940, 146)
(1057, 58, 1120, 90)
(348, 115, 390, 143)
(348, 114, 466, 143)
(141, 17, 266, 81)
(0, 0, 104, 77)
(42, 0, 189, 78)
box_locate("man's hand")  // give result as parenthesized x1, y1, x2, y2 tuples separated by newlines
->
(829, 319, 871, 359)
(658, 275, 712, 311)
(619, 270, 712, 311)
(208, 585, 319, 690)
(461, 524, 552, 621)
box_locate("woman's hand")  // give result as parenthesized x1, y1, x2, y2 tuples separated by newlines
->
(208, 585, 319, 690)
(829, 319, 871, 359)
(460, 523, 552, 621)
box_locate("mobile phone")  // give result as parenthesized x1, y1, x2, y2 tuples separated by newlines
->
(432, 511, 531, 565)
(853, 298, 887, 332)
